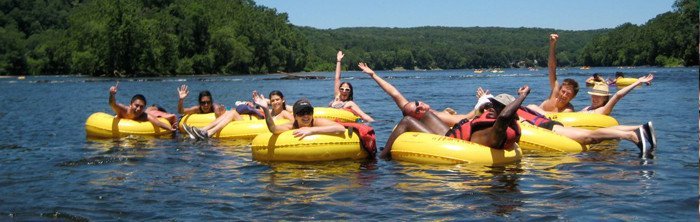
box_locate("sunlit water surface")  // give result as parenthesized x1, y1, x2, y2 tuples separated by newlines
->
(0, 67, 696, 220)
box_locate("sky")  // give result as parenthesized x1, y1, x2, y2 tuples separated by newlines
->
(254, 0, 676, 31)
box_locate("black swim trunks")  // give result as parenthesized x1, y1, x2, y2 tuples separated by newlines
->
(537, 120, 564, 130)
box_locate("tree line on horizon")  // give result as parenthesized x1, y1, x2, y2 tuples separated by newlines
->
(0, 0, 696, 76)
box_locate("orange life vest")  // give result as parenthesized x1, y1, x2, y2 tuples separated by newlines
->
(445, 110, 521, 150)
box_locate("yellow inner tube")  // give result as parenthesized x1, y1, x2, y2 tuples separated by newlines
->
(518, 121, 587, 152)
(85, 112, 172, 138)
(312, 107, 359, 123)
(179, 113, 289, 139)
(251, 130, 366, 162)
(614, 77, 638, 86)
(391, 132, 522, 165)
(178, 107, 358, 139)
(545, 112, 619, 130)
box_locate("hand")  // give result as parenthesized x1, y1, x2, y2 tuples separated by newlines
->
(550, 34, 559, 43)
(178, 84, 189, 100)
(292, 127, 312, 139)
(109, 81, 119, 96)
(253, 91, 268, 109)
(171, 122, 179, 132)
(337, 51, 344, 62)
(638, 74, 654, 85)
(518, 85, 530, 96)
(358, 63, 375, 76)
(476, 87, 490, 99)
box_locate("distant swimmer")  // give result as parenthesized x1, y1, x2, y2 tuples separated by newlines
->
(585, 73, 605, 86)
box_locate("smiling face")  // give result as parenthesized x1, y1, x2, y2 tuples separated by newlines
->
(402, 101, 431, 118)
(270, 94, 284, 110)
(130, 99, 146, 116)
(338, 82, 353, 101)
(199, 96, 213, 112)
(556, 85, 575, 105)
(293, 112, 313, 127)
(480, 102, 503, 119)
(590, 95, 609, 108)
(556, 79, 580, 106)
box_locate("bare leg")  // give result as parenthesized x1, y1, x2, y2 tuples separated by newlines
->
(552, 125, 638, 145)
(380, 116, 435, 160)
(419, 111, 450, 135)
(607, 125, 640, 131)
(200, 110, 242, 136)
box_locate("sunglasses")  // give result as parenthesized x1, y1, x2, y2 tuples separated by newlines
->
(295, 110, 313, 116)
(200, 101, 212, 105)
(414, 101, 420, 114)
(339, 87, 351, 92)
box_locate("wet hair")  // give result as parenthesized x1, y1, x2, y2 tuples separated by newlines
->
(339, 82, 354, 101)
(151, 104, 167, 112)
(269, 90, 286, 108)
(615, 72, 624, 78)
(562, 78, 580, 95)
(131, 94, 147, 105)
(198, 90, 213, 103)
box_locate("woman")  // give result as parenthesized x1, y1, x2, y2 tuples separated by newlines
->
(330, 51, 374, 122)
(260, 99, 345, 138)
(177, 85, 226, 117)
(184, 91, 294, 140)
(581, 74, 654, 115)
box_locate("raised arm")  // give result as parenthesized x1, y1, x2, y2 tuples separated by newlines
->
(333, 51, 344, 98)
(177, 84, 192, 114)
(492, 86, 530, 145)
(358, 62, 410, 110)
(109, 82, 128, 117)
(547, 34, 559, 90)
(596, 74, 654, 115)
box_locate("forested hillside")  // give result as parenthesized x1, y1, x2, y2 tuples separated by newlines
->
(579, 0, 698, 67)
(0, 0, 695, 76)
(300, 27, 607, 71)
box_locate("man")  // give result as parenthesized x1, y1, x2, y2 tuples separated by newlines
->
(538, 34, 579, 113)
(487, 93, 657, 156)
(358, 62, 529, 159)
(109, 82, 176, 132)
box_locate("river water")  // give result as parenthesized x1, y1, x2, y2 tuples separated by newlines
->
(0, 67, 696, 221)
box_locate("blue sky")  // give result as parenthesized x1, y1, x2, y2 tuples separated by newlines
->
(254, 0, 675, 30)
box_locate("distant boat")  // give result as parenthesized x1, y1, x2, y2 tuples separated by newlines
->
(473, 69, 483, 74)
(580, 66, 591, 70)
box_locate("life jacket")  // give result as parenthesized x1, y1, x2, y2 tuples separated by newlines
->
(445, 110, 521, 150)
(516, 106, 552, 127)
(337, 121, 377, 159)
